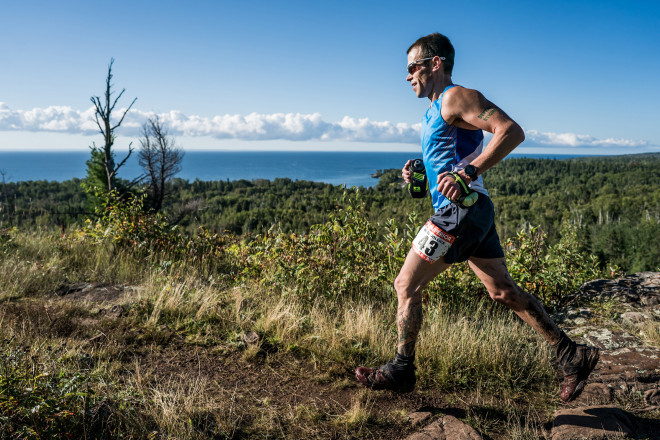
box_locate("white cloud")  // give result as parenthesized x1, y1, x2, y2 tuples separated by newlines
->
(525, 129, 648, 148)
(0, 102, 420, 144)
(0, 102, 655, 150)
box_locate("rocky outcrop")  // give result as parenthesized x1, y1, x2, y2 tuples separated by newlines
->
(551, 272, 660, 439)
(401, 273, 659, 440)
(557, 272, 660, 407)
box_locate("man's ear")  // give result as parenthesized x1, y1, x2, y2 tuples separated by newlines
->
(433, 56, 443, 72)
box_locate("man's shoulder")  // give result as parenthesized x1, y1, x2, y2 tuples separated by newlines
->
(442, 85, 484, 121)
(444, 85, 481, 103)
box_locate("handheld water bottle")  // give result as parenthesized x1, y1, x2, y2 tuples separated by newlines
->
(408, 159, 428, 198)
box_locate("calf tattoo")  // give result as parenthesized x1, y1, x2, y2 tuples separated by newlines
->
(397, 297, 423, 357)
(500, 261, 561, 342)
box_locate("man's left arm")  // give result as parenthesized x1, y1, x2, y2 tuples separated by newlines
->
(442, 87, 525, 183)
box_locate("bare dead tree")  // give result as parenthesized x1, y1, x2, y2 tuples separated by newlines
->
(138, 116, 183, 212)
(89, 58, 137, 192)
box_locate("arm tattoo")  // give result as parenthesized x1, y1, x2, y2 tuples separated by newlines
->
(478, 108, 497, 121)
(397, 298, 423, 357)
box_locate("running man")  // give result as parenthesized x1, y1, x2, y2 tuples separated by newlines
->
(355, 33, 599, 402)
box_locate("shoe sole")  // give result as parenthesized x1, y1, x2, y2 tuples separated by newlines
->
(564, 347, 600, 402)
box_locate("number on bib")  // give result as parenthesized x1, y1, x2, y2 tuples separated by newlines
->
(412, 221, 455, 263)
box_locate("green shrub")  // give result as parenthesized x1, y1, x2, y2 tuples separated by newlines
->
(0, 227, 17, 256)
(0, 344, 95, 439)
(238, 191, 408, 303)
(70, 192, 239, 279)
(505, 223, 602, 309)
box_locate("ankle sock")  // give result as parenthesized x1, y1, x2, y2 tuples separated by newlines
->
(390, 353, 415, 373)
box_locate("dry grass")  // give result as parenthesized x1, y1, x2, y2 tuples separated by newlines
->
(418, 303, 555, 392)
(0, 230, 594, 439)
(336, 390, 374, 428)
(641, 319, 660, 348)
(130, 371, 240, 439)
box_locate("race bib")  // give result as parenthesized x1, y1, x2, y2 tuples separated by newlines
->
(412, 221, 455, 263)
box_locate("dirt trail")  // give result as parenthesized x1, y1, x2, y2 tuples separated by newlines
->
(9, 274, 659, 439)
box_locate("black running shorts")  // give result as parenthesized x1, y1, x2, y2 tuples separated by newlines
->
(415, 194, 504, 264)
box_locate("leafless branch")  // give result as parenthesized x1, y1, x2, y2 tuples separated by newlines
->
(87, 58, 137, 192)
(113, 142, 133, 175)
(138, 116, 184, 212)
(112, 96, 137, 131)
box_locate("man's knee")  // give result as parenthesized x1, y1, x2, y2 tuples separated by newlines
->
(394, 273, 411, 296)
(488, 284, 522, 305)
(394, 272, 421, 299)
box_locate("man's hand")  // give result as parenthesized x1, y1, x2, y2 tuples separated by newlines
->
(402, 160, 413, 183)
(437, 171, 462, 201)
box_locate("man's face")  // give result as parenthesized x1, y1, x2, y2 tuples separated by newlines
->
(407, 47, 432, 99)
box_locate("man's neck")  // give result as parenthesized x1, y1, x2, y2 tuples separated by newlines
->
(428, 76, 453, 103)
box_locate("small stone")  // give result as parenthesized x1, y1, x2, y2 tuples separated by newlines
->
(442, 415, 482, 440)
(408, 411, 433, 427)
(577, 383, 614, 403)
(621, 311, 649, 326)
(644, 388, 660, 406)
(641, 294, 660, 307)
(572, 317, 588, 326)
(243, 331, 259, 345)
(404, 414, 482, 440)
(107, 305, 125, 318)
(566, 310, 579, 320)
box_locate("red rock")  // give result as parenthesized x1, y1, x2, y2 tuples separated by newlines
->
(552, 406, 634, 440)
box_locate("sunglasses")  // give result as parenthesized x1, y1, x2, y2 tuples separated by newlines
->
(407, 56, 445, 75)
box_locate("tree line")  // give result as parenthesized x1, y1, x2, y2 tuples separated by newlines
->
(2, 154, 659, 273)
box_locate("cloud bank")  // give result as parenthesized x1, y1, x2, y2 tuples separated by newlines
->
(0, 102, 653, 149)
(524, 129, 648, 148)
(0, 103, 420, 144)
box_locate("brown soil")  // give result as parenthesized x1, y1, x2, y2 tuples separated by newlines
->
(9, 278, 659, 439)
(3, 284, 466, 439)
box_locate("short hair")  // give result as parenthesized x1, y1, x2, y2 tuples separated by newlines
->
(407, 33, 455, 75)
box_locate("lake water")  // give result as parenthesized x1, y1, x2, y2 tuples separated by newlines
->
(0, 151, 585, 187)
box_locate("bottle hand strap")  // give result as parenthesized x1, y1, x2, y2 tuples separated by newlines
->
(448, 172, 470, 196)
(448, 172, 479, 207)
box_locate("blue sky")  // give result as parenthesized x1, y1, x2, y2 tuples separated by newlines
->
(1, 0, 659, 154)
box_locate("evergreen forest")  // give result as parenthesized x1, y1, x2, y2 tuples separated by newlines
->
(2, 153, 659, 273)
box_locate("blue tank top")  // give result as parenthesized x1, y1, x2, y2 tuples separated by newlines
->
(421, 84, 488, 211)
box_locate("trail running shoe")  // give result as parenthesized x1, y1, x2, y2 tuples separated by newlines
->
(560, 344, 600, 403)
(355, 360, 416, 393)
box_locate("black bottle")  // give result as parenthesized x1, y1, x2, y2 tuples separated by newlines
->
(408, 159, 428, 198)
